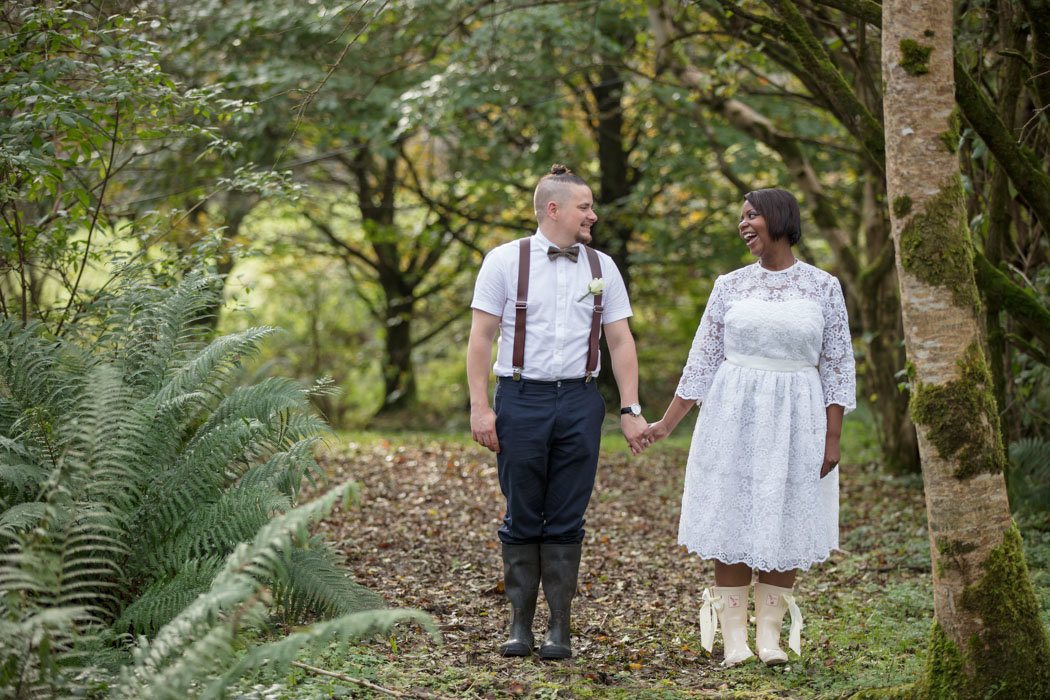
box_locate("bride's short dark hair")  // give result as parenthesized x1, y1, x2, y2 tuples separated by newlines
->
(744, 189, 802, 246)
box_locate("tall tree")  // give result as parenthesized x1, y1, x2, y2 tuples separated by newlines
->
(882, 0, 1050, 695)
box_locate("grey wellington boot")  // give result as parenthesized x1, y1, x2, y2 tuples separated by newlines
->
(538, 543, 583, 660)
(499, 543, 540, 657)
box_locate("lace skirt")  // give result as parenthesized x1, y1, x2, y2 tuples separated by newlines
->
(677, 361, 838, 572)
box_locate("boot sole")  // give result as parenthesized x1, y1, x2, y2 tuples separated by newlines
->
(499, 642, 533, 657)
(538, 646, 571, 660)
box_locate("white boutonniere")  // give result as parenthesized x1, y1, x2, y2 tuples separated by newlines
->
(578, 278, 604, 302)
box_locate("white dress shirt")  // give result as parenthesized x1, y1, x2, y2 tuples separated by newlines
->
(470, 230, 633, 380)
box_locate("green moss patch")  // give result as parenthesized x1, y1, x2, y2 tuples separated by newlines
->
(898, 175, 979, 308)
(893, 195, 913, 219)
(909, 344, 1005, 479)
(900, 39, 934, 76)
(918, 621, 965, 699)
(921, 524, 1050, 698)
(939, 108, 960, 154)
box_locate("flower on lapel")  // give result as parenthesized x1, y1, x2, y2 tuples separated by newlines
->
(577, 278, 604, 302)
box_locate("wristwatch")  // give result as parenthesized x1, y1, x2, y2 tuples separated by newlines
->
(620, 403, 642, 417)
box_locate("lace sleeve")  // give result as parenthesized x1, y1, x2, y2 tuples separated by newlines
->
(818, 276, 857, 413)
(675, 276, 727, 404)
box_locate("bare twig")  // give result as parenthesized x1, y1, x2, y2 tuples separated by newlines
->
(57, 102, 120, 334)
(276, 0, 392, 168)
(290, 661, 425, 698)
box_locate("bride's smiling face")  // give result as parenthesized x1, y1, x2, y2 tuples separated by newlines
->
(738, 200, 770, 256)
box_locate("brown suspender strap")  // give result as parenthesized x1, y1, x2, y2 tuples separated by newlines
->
(583, 245, 604, 379)
(512, 237, 530, 380)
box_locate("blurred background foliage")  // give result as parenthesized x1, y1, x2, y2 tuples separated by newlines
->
(3, 0, 1048, 481)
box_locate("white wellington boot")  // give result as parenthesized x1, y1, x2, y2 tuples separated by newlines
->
(754, 581, 803, 665)
(713, 585, 754, 667)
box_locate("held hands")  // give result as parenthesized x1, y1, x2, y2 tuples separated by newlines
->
(643, 419, 672, 445)
(621, 414, 649, 455)
(471, 406, 500, 453)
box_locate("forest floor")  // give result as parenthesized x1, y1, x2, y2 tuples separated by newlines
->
(233, 423, 1050, 699)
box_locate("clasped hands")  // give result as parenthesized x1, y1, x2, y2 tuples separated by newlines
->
(470, 406, 661, 457)
(626, 414, 677, 455)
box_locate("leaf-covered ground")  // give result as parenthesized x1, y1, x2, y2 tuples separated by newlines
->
(239, 428, 1050, 699)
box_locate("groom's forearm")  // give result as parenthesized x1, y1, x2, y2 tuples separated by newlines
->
(604, 319, 639, 407)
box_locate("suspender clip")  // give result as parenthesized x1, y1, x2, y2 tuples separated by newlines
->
(593, 304, 604, 314)
(585, 373, 593, 383)
(512, 368, 522, 381)
(514, 301, 528, 310)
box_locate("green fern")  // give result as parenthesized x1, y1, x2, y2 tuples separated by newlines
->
(0, 273, 433, 697)
(112, 482, 436, 700)
(114, 557, 224, 636)
(271, 537, 384, 624)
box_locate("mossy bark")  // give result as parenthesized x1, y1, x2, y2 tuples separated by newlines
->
(953, 58, 1050, 236)
(765, 0, 886, 170)
(917, 525, 1050, 699)
(972, 251, 1050, 350)
(882, 0, 1050, 695)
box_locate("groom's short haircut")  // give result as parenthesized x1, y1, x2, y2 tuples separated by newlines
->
(744, 189, 802, 246)
(535, 164, 588, 222)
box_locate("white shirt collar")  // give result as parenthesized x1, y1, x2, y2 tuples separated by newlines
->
(533, 228, 579, 251)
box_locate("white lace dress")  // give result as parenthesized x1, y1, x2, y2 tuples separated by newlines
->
(675, 261, 856, 572)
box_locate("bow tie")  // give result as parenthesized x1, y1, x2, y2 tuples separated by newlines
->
(547, 245, 579, 262)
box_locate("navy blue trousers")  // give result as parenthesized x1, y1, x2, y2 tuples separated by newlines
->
(494, 376, 605, 545)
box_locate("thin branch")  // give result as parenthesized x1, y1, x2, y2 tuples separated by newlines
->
(302, 211, 380, 272)
(57, 104, 120, 334)
(414, 306, 470, 346)
(290, 661, 421, 699)
(276, 0, 392, 168)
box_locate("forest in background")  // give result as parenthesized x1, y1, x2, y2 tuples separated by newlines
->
(5, 0, 1049, 471)
(3, 0, 1050, 697)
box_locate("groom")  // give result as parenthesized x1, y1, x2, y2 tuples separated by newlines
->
(466, 164, 648, 659)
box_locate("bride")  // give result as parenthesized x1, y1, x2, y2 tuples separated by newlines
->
(644, 188, 856, 667)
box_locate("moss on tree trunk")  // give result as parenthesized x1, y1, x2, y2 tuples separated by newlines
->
(918, 524, 1050, 698)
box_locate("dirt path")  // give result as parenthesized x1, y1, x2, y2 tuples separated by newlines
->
(313, 437, 931, 698)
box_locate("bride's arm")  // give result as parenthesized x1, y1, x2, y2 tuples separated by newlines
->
(646, 394, 697, 442)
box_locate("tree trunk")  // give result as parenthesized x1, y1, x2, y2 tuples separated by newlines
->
(882, 1, 1050, 696)
(590, 60, 637, 409)
(858, 174, 919, 472)
(380, 298, 417, 414)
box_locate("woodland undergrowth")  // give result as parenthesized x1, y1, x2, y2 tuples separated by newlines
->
(228, 422, 1050, 699)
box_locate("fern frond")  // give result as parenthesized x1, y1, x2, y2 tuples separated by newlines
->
(197, 609, 438, 700)
(1007, 437, 1050, 512)
(118, 482, 354, 684)
(114, 558, 224, 636)
(0, 321, 82, 418)
(155, 327, 280, 408)
(0, 604, 97, 696)
(185, 378, 325, 454)
(0, 502, 46, 541)
(142, 486, 289, 579)
(271, 537, 383, 624)
(102, 273, 219, 393)
(0, 455, 49, 508)
(238, 438, 329, 497)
